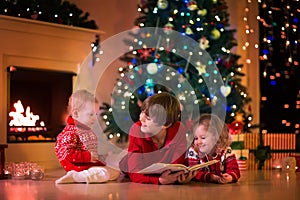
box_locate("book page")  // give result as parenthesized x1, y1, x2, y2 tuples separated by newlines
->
(138, 160, 219, 174)
(138, 163, 188, 174)
(188, 160, 219, 171)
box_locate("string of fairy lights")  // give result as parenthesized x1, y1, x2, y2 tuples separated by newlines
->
(257, 0, 299, 134)
(0, 0, 98, 29)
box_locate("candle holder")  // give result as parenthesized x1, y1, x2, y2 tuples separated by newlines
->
(3, 162, 13, 179)
(30, 165, 44, 180)
(12, 162, 26, 180)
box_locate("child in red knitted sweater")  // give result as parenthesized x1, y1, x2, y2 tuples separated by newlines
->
(179, 114, 240, 184)
(55, 90, 119, 183)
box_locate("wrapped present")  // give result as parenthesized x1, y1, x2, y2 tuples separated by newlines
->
(231, 141, 244, 150)
(231, 134, 245, 142)
(232, 149, 249, 160)
(230, 134, 245, 150)
(237, 159, 248, 171)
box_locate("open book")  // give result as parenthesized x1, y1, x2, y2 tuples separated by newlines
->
(138, 159, 219, 174)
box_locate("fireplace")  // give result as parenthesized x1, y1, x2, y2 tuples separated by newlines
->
(7, 66, 76, 143)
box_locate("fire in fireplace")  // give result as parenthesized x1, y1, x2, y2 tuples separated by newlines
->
(9, 100, 47, 140)
(7, 66, 76, 143)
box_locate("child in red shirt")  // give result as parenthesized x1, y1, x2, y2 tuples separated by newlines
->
(179, 113, 240, 184)
(55, 89, 106, 172)
(119, 92, 188, 184)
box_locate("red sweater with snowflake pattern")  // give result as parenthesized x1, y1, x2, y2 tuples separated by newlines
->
(55, 116, 105, 172)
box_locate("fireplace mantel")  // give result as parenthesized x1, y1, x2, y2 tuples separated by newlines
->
(0, 15, 104, 169)
(0, 15, 104, 42)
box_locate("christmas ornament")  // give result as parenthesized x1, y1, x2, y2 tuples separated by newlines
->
(196, 64, 206, 75)
(187, 0, 198, 11)
(164, 22, 174, 35)
(138, 49, 153, 60)
(185, 27, 193, 35)
(211, 28, 221, 40)
(220, 85, 231, 97)
(146, 63, 159, 75)
(197, 9, 207, 16)
(234, 112, 245, 123)
(228, 122, 243, 134)
(222, 55, 234, 69)
(157, 0, 169, 10)
(199, 36, 210, 50)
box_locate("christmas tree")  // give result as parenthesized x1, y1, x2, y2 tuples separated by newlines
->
(100, 0, 255, 141)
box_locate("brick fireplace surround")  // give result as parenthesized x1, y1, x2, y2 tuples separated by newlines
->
(0, 15, 103, 169)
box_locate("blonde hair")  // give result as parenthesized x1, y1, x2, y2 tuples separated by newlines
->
(193, 113, 231, 153)
(68, 90, 98, 115)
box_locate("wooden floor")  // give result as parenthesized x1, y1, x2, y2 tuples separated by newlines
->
(0, 169, 299, 200)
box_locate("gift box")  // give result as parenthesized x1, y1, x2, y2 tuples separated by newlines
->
(232, 149, 249, 160)
(237, 159, 248, 171)
(231, 141, 244, 150)
(232, 149, 249, 171)
(231, 134, 245, 150)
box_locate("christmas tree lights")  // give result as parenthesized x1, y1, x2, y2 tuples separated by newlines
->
(100, 0, 257, 141)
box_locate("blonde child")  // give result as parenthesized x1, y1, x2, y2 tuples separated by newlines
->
(179, 113, 240, 184)
(55, 89, 119, 183)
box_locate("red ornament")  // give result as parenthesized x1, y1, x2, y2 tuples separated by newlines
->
(228, 122, 243, 135)
(138, 49, 153, 60)
(222, 55, 235, 69)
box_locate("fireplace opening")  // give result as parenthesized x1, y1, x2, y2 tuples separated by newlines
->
(7, 66, 76, 143)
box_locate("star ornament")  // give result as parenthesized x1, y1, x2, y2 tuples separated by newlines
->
(187, 0, 199, 11)
(138, 49, 153, 60)
(234, 112, 245, 124)
(164, 22, 174, 35)
(196, 63, 207, 75)
(199, 36, 210, 50)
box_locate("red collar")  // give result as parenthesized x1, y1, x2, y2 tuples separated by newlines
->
(66, 116, 90, 130)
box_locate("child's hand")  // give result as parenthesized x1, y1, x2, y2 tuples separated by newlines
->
(217, 173, 233, 184)
(177, 170, 199, 184)
(159, 170, 184, 185)
(209, 174, 221, 183)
